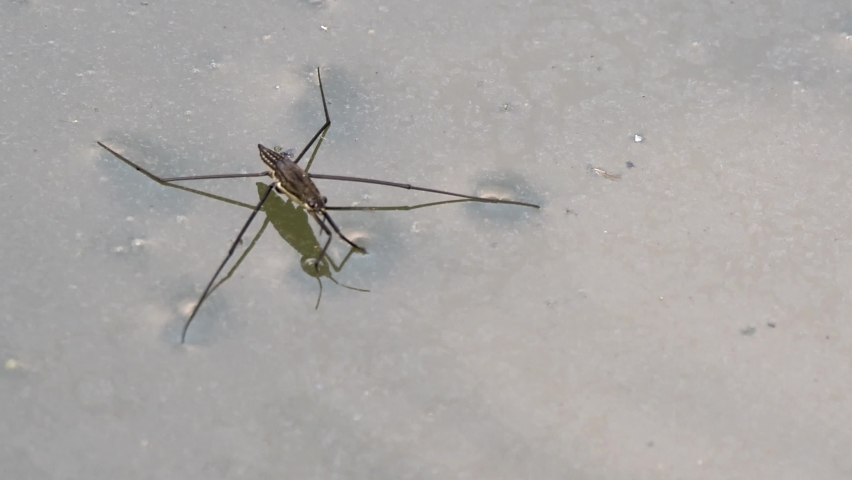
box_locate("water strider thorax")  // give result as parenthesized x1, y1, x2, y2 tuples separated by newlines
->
(257, 143, 326, 211)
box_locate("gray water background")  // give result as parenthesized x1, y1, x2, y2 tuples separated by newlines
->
(2, 0, 851, 478)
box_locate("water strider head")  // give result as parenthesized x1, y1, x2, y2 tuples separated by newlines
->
(257, 143, 327, 211)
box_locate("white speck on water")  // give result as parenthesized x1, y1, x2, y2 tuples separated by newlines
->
(634, 134, 644, 143)
(126, 216, 134, 222)
(132, 238, 145, 247)
(176, 215, 188, 223)
(178, 300, 198, 317)
(411, 221, 420, 233)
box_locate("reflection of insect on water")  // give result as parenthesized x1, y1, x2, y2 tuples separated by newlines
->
(202, 178, 370, 310)
(97, 67, 540, 343)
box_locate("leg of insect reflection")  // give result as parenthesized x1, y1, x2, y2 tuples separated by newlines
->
(97, 67, 540, 343)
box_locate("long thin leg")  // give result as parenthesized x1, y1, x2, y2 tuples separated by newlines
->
(301, 124, 329, 173)
(206, 216, 271, 299)
(308, 173, 540, 209)
(321, 211, 366, 252)
(310, 212, 335, 270)
(181, 183, 276, 344)
(292, 67, 331, 165)
(162, 172, 270, 183)
(324, 199, 472, 212)
(97, 141, 270, 184)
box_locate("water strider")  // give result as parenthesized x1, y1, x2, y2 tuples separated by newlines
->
(97, 67, 540, 343)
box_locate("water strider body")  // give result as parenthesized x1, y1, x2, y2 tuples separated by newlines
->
(97, 67, 540, 343)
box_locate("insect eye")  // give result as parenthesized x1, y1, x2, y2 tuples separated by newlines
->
(307, 200, 316, 209)
(321, 196, 327, 205)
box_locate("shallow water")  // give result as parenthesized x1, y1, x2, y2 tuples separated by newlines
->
(3, 1, 852, 478)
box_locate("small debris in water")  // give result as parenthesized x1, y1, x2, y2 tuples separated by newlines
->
(740, 326, 756, 336)
(633, 134, 644, 143)
(590, 166, 621, 181)
(626, 161, 635, 169)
